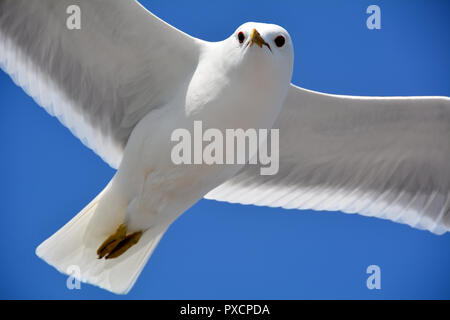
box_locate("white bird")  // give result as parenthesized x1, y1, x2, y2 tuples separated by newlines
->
(0, 0, 449, 294)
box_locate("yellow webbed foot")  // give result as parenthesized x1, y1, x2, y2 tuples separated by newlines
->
(97, 224, 142, 259)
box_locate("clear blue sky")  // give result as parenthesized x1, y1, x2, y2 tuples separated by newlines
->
(1, 0, 449, 299)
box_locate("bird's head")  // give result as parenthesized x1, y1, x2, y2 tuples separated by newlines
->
(220, 22, 294, 98)
(189, 22, 294, 120)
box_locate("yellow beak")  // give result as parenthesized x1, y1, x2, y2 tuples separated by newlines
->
(248, 29, 272, 52)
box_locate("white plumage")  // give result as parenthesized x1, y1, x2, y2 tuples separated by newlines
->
(0, 0, 449, 294)
(206, 87, 450, 234)
(0, 0, 199, 168)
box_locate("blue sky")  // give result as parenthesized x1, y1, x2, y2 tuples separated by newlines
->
(0, 0, 449, 299)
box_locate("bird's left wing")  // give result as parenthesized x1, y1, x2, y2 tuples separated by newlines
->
(206, 84, 450, 234)
(0, 0, 201, 168)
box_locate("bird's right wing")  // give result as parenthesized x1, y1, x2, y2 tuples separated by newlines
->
(206, 85, 450, 234)
(0, 0, 201, 168)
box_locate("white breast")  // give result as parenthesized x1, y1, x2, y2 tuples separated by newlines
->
(184, 41, 290, 132)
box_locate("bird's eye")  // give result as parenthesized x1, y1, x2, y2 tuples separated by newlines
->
(274, 35, 285, 48)
(238, 31, 245, 44)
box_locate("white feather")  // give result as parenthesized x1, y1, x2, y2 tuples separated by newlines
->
(0, 0, 202, 294)
(36, 184, 169, 294)
(206, 85, 450, 234)
(0, 0, 201, 168)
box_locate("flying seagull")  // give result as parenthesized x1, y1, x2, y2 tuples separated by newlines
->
(1, 0, 449, 294)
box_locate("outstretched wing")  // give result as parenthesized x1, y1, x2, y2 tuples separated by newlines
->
(206, 84, 450, 234)
(0, 0, 201, 168)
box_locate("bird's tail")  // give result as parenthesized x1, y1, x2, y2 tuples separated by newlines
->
(35, 185, 168, 294)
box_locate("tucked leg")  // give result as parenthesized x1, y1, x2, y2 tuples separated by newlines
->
(97, 224, 142, 259)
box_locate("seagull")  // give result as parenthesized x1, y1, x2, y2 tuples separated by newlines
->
(0, 0, 449, 294)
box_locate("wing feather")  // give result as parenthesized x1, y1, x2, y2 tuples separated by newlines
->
(0, 0, 201, 168)
(206, 85, 450, 234)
